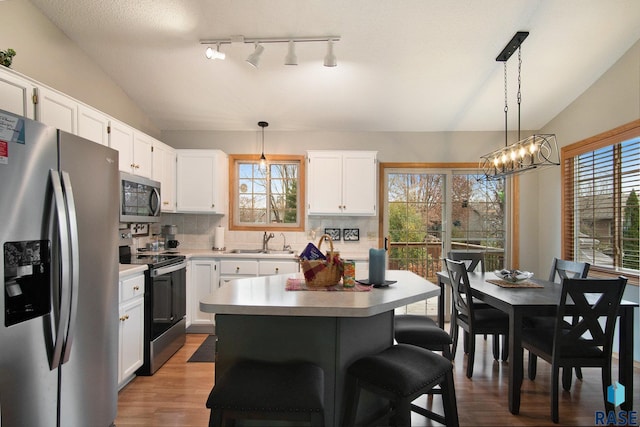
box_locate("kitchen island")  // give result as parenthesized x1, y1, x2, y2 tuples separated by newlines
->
(200, 270, 440, 427)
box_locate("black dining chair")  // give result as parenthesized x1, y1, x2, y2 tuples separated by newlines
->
(521, 276, 627, 423)
(447, 251, 507, 362)
(445, 258, 509, 378)
(527, 258, 590, 380)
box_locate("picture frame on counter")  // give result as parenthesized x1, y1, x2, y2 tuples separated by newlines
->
(324, 228, 341, 241)
(343, 228, 360, 241)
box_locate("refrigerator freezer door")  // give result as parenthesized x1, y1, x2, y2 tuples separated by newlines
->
(57, 131, 119, 426)
(0, 112, 60, 426)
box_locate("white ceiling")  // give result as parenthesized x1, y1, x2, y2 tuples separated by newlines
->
(29, 0, 640, 132)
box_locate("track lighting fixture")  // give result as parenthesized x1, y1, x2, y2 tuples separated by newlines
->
(284, 40, 298, 66)
(323, 40, 337, 67)
(246, 43, 264, 68)
(200, 35, 340, 67)
(258, 121, 268, 169)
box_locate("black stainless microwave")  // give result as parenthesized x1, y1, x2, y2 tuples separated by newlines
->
(119, 172, 161, 223)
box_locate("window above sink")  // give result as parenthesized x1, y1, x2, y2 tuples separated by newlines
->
(229, 154, 305, 232)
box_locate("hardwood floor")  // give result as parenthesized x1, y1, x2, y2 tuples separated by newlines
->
(115, 333, 638, 426)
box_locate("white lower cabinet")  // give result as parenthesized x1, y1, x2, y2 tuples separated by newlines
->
(258, 260, 300, 276)
(187, 259, 219, 330)
(219, 259, 259, 287)
(118, 272, 145, 389)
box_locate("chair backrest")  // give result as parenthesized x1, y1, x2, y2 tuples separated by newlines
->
(553, 276, 627, 360)
(444, 258, 474, 321)
(447, 251, 485, 273)
(548, 258, 590, 283)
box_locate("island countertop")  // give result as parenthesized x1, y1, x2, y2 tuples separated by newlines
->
(200, 269, 440, 318)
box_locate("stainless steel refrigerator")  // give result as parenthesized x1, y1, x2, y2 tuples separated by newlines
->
(0, 109, 119, 427)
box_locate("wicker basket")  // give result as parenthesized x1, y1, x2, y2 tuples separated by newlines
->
(300, 234, 343, 288)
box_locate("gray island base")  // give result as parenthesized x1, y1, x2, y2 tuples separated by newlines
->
(200, 270, 440, 427)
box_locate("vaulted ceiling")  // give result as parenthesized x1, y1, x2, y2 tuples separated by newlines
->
(30, 0, 640, 132)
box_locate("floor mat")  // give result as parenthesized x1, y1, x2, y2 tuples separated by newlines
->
(187, 335, 216, 362)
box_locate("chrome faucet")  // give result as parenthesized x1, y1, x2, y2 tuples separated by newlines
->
(262, 232, 275, 252)
(280, 233, 292, 251)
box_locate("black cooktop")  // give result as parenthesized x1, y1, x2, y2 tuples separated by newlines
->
(119, 246, 185, 268)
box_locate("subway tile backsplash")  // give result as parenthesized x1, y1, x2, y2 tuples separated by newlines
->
(145, 213, 379, 255)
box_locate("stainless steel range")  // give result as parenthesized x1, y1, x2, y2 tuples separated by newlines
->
(119, 246, 187, 375)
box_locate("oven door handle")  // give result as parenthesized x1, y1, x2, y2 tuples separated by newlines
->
(151, 260, 187, 277)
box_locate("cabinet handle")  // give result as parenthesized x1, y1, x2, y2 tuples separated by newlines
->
(211, 204, 215, 208)
(236, 267, 240, 273)
(275, 267, 279, 273)
(163, 201, 169, 205)
(133, 285, 139, 291)
(119, 314, 129, 322)
(130, 163, 135, 169)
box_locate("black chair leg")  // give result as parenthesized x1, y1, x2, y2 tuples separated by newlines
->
(466, 334, 476, 379)
(450, 321, 459, 359)
(442, 369, 460, 427)
(562, 366, 573, 391)
(528, 352, 537, 380)
(492, 334, 500, 360)
(501, 333, 509, 362)
(575, 366, 583, 380)
(390, 398, 412, 427)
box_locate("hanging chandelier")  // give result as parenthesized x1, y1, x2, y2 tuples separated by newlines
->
(480, 31, 559, 180)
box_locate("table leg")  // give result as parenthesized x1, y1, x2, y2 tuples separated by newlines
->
(508, 309, 524, 414)
(619, 307, 634, 411)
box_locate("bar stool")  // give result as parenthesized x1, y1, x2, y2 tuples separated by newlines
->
(206, 359, 325, 427)
(342, 344, 459, 427)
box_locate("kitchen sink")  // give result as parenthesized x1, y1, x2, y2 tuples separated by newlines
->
(265, 250, 296, 255)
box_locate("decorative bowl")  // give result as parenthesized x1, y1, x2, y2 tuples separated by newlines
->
(494, 269, 534, 282)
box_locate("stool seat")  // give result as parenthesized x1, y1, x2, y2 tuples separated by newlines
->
(206, 359, 325, 427)
(343, 344, 459, 427)
(395, 315, 452, 357)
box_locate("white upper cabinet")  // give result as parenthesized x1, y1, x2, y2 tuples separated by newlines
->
(109, 120, 153, 178)
(307, 150, 377, 215)
(35, 86, 78, 134)
(109, 120, 135, 173)
(152, 140, 177, 212)
(132, 131, 153, 178)
(78, 104, 109, 146)
(176, 149, 228, 214)
(0, 68, 36, 118)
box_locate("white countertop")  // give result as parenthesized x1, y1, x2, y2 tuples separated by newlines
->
(200, 270, 439, 318)
(130, 248, 369, 261)
(118, 264, 147, 276)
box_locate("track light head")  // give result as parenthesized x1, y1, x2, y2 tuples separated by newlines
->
(284, 40, 298, 66)
(246, 43, 264, 68)
(205, 43, 225, 60)
(324, 40, 337, 67)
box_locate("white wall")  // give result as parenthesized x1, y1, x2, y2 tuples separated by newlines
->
(0, 0, 160, 137)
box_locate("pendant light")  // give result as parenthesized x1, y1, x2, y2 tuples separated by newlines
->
(480, 31, 559, 180)
(258, 121, 268, 169)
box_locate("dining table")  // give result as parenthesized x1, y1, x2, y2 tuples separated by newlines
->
(200, 269, 440, 427)
(436, 270, 637, 415)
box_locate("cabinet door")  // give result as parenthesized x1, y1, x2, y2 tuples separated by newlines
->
(258, 260, 299, 276)
(109, 120, 134, 173)
(307, 151, 343, 214)
(133, 131, 153, 178)
(342, 151, 377, 215)
(36, 87, 78, 134)
(78, 105, 109, 146)
(152, 141, 177, 212)
(189, 260, 219, 326)
(119, 297, 144, 386)
(176, 149, 227, 214)
(0, 69, 35, 118)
